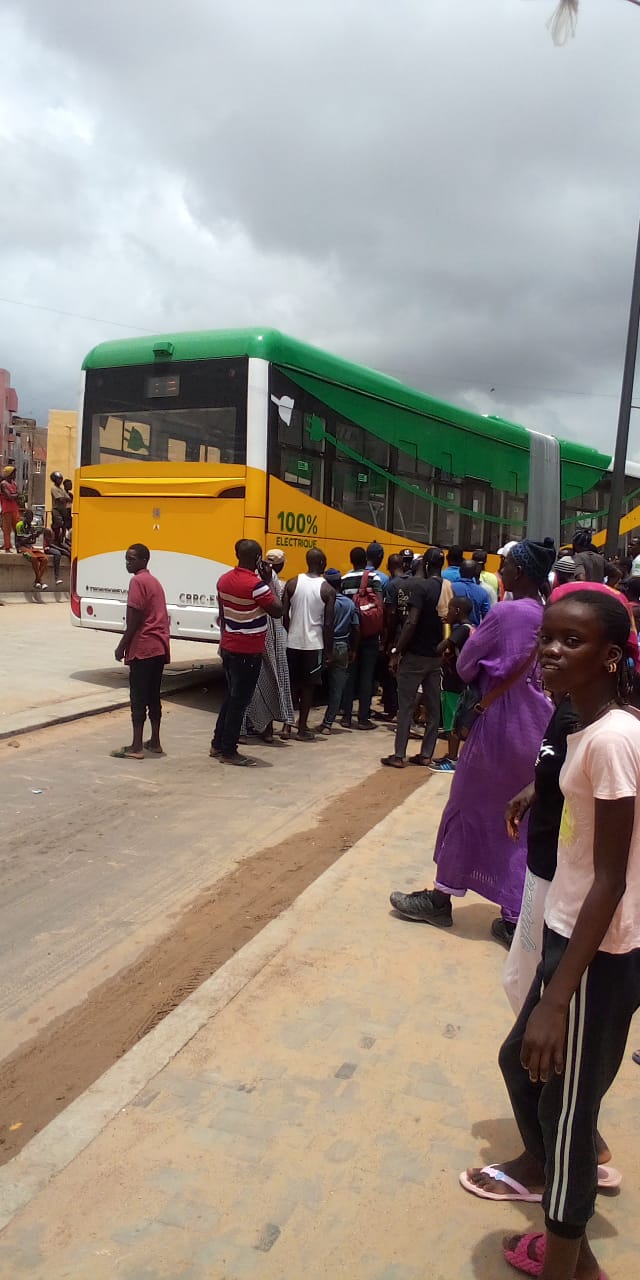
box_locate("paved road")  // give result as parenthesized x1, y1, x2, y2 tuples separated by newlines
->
(0, 694, 395, 1060)
(0, 602, 217, 735)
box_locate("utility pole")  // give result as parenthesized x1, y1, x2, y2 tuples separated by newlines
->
(604, 219, 640, 560)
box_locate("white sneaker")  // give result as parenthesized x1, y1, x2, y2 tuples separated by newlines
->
(41, 583, 48, 591)
(55, 578, 63, 585)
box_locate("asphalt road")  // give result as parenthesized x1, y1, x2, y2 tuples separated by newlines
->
(0, 688, 394, 1063)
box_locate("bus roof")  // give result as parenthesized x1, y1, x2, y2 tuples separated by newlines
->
(82, 326, 611, 482)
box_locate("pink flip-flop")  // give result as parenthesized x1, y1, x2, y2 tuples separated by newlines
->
(503, 1232, 609, 1278)
(460, 1163, 621, 1203)
(596, 1163, 623, 1191)
(459, 1166, 539, 1202)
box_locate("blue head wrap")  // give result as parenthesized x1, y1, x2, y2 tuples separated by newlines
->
(510, 540, 556, 587)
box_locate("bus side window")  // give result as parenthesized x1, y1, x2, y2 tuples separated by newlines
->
(331, 421, 389, 530)
(270, 392, 325, 501)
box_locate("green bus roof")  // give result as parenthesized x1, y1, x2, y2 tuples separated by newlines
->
(82, 327, 611, 495)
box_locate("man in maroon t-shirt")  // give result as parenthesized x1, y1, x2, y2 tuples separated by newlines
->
(212, 538, 282, 765)
(111, 543, 171, 760)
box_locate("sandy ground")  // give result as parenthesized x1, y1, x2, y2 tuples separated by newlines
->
(1, 779, 639, 1279)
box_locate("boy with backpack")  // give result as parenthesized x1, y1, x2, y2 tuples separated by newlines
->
(341, 545, 384, 729)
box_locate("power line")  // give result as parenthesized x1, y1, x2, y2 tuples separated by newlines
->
(0, 295, 156, 333)
(0, 293, 635, 410)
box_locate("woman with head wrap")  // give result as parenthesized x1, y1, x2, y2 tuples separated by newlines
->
(241, 549, 295, 742)
(390, 539, 556, 945)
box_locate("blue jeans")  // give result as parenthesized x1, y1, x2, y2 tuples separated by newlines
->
(213, 650, 262, 757)
(323, 641, 350, 727)
(342, 634, 380, 724)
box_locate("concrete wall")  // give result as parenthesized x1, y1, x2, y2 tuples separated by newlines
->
(0, 556, 70, 596)
(47, 410, 77, 488)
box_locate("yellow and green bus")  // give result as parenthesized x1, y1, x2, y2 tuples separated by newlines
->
(72, 327, 640, 641)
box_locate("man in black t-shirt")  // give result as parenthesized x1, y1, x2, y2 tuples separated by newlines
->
(381, 547, 444, 768)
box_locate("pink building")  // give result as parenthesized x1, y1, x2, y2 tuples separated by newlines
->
(0, 368, 19, 472)
(0, 368, 34, 499)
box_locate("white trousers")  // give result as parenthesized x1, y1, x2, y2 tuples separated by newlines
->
(503, 868, 550, 1015)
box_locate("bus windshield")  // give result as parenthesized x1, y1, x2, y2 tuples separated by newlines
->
(81, 357, 247, 466)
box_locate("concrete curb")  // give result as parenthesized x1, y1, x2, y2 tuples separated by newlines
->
(0, 592, 69, 605)
(0, 776, 447, 1233)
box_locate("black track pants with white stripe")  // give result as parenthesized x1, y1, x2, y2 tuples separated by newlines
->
(499, 927, 640, 1238)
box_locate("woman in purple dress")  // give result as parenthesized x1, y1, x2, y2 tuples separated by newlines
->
(390, 540, 555, 945)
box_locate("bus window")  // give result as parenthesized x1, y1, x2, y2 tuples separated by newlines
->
(468, 485, 487, 547)
(94, 407, 242, 464)
(269, 381, 325, 501)
(331, 421, 389, 528)
(393, 445, 435, 542)
(435, 484, 462, 546)
(280, 449, 324, 501)
(331, 458, 388, 529)
(83, 359, 247, 466)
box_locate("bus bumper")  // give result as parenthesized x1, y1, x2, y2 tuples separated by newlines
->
(75, 598, 220, 642)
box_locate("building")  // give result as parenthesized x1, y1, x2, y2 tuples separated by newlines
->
(46, 409, 77, 489)
(0, 368, 41, 502)
(0, 368, 19, 478)
(31, 426, 48, 506)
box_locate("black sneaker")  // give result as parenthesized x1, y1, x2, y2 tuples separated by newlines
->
(389, 888, 453, 928)
(491, 918, 515, 949)
(355, 720, 378, 731)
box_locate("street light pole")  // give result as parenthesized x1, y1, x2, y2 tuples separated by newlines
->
(605, 218, 640, 559)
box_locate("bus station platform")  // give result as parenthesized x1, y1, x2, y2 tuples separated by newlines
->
(0, 600, 218, 738)
(1, 776, 639, 1280)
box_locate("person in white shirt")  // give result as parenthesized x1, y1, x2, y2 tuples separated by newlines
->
(628, 535, 640, 577)
(283, 548, 335, 741)
(489, 587, 640, 1280)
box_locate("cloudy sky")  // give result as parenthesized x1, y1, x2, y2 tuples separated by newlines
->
(1, 0, 639, 457)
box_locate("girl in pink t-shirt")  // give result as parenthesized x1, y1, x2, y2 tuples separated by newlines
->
(490, 590, 640, 1279)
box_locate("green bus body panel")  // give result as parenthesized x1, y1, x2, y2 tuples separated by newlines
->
(82, 327, 611, 499)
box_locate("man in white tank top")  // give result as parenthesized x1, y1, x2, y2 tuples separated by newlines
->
(283, 549, 335, 741)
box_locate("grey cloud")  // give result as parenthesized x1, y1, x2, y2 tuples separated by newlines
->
(1, 0, 639, 457)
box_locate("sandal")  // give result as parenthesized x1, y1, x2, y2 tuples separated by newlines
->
(110, 747, 144, 760)
(143, 741, 165, 755)
(409, 754, 431, 766)
(297, 729, 316, 742)
(503, 1232, 608, 1277)
(461, 1163, 621, 1202)
(220, 753, 256, 766)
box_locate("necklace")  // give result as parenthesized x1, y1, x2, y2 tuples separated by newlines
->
(577, 698, 618, 730)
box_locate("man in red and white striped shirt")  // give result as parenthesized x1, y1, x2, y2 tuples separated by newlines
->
(212, 539, 282, 765)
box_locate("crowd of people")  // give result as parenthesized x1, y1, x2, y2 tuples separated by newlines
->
(111, 526, 640, 1278)
(0, 465, 72, 590)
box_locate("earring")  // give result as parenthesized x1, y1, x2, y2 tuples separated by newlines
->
(608, 661, 617, 674)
